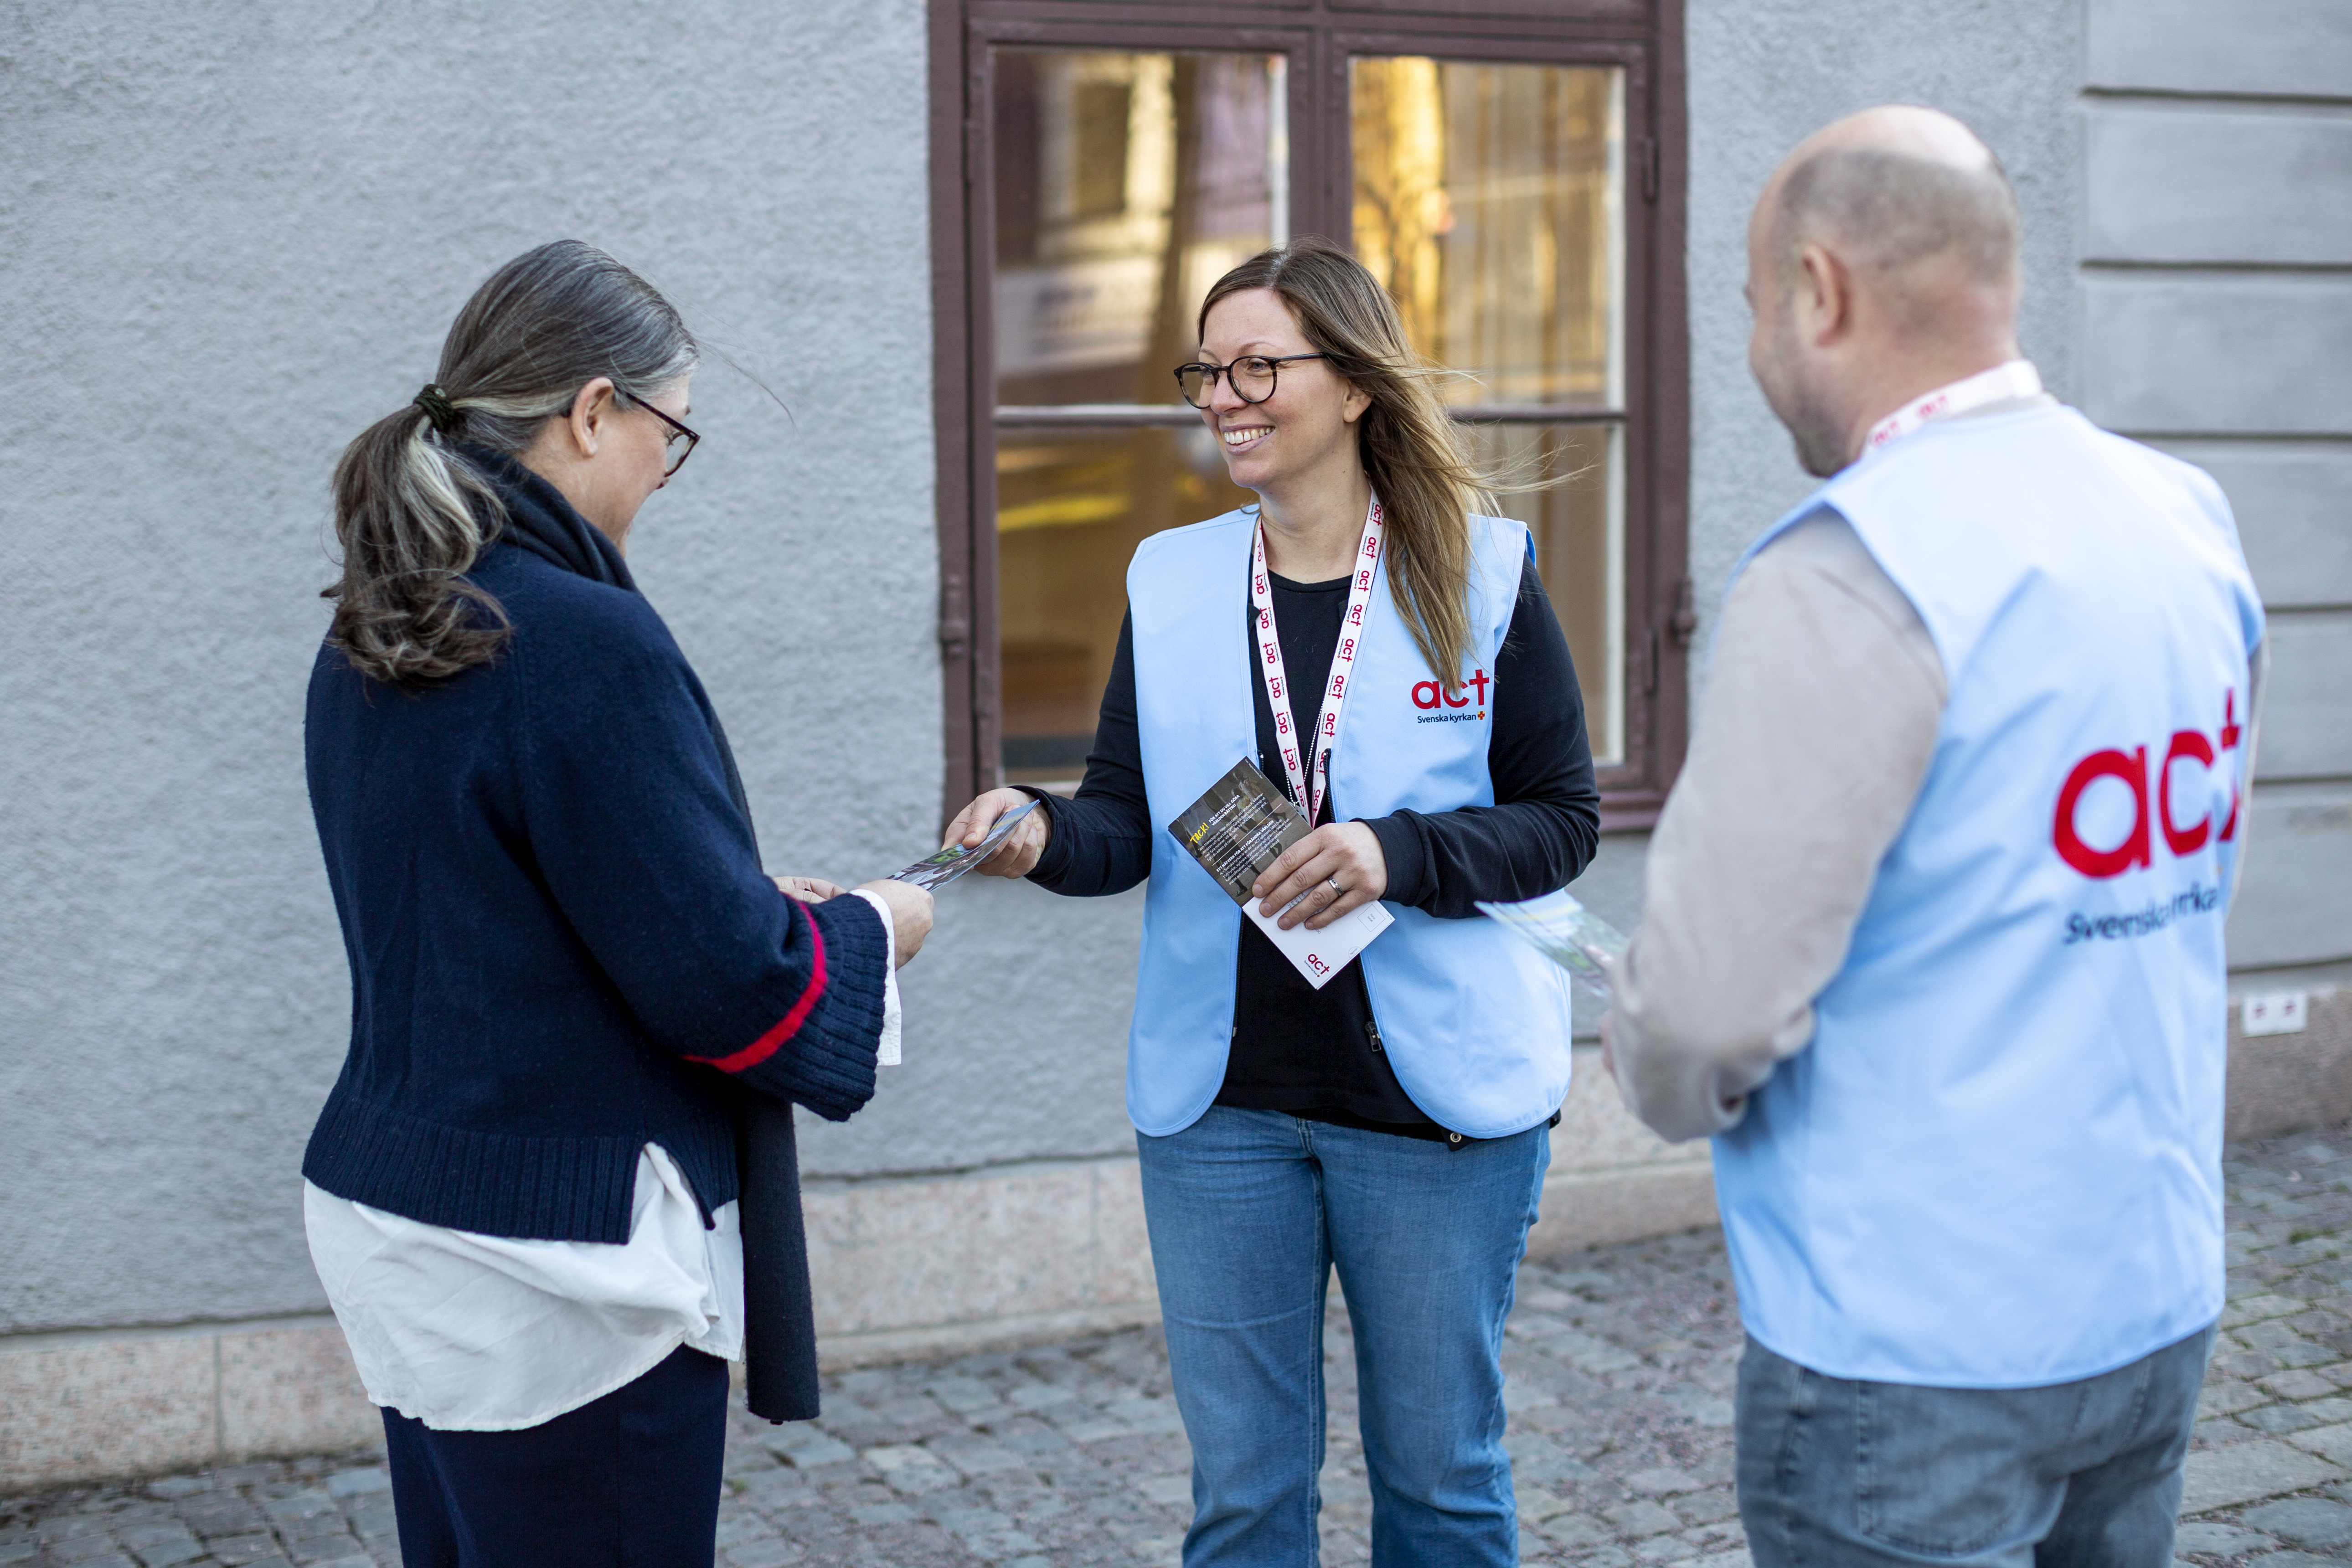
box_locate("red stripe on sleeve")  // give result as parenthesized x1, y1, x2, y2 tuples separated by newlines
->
(685, 914, 828, 1074)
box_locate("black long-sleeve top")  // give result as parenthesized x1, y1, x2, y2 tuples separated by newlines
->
(1026, 552, 1601, 1140)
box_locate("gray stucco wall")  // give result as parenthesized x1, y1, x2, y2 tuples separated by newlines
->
(2082, 0, 2352, 975)
(0, 0, 963, 1333)
(0, 0, 2146, 1337)
(1682, 0, 2086, 625)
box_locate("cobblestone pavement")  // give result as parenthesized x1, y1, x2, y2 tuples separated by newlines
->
(15, 1125, 2352, 1567)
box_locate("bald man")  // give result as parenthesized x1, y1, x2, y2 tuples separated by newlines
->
(1605, 108, 2268, 1565)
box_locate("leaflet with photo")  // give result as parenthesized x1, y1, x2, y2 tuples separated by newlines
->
(888, 799, 1040, 892)
(1168, 759, 1393, 990)
(1475, 889, 1627, 1003)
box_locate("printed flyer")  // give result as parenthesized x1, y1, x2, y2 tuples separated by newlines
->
(889, 799, 1040, 891)
(1168, 759, 1393, 990)
(1476, 889, 1627, 1002)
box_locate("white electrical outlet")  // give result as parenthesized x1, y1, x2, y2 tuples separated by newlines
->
(2243, 991, 2310, 1037)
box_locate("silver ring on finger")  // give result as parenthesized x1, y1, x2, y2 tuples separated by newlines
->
(1327, 877, 1344, 899)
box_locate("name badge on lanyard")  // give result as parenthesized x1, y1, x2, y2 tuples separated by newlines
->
(1252, 496, 1385, 827)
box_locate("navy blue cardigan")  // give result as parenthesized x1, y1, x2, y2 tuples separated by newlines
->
(301, 453, 888, 1250)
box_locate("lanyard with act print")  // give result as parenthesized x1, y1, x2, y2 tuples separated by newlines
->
(1862, 359, 2043, 454)
(1250, 495, 1385, 827)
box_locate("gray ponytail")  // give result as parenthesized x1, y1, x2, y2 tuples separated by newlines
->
(326, 240, 699, 686)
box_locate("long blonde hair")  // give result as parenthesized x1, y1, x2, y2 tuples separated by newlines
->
(1198, 238, 1491, 691)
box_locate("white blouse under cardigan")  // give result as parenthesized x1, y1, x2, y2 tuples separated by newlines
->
(305, 892, 899, 1431)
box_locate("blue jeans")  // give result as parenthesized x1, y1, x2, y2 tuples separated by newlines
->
(1737, 1326, 2216, 1568)
(1136, 1105, 1552, 1567)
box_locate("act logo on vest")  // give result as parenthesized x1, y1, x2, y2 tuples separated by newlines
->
(2051, 691, 2243, 945)
(1411, 669, 1491, 726)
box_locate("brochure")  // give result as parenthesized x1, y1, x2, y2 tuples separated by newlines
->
(889, 799, 1040, 892)
(1168, 759, 1393, 990)
(1475, 889, 1628, 1003)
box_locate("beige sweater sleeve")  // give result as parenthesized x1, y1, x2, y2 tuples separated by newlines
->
(1610, 514, 1948, 1143)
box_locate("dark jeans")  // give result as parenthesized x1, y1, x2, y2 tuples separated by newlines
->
(382, 1344, 731, 1568)
(1736, 1326, 2216, 1568)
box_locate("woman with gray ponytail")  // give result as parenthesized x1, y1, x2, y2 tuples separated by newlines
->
(301, 240, 931, 1567)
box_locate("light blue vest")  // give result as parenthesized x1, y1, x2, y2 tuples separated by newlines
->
(1714, 404, 2265, 1387)
(1124, 508, 1575, 1139)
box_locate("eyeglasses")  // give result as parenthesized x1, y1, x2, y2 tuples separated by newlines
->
(1173, 353, 1326, 409)
(624, 392, 700, 477)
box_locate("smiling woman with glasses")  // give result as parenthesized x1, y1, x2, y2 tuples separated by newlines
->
(302, 239, 930, 1568)
(942, 237, 1600, 1566)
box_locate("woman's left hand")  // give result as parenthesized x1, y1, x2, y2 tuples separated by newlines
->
(772, 874, 846, 902)
(1252, 822, 1387, 932)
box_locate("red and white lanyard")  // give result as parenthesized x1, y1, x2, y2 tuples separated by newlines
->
(1861, 359, 2043, 454)
(1252, 496, 1385, 826)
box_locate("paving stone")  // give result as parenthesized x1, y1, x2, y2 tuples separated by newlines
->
(2197, 1418, 2260, 1446)
(1672, 1488, 1742, 1528)
(2180, 1438, 2348, 1515)
(345, 1506, 396, 1542)
(2292, 1421, 2352, 1466)
(1540, 1513, 1613, 1549)
(116, 1526, 195, 1551)
(763, 1431, 855, 1469)
(1606, 1501, 1686, 1539)
(15, 1125, 2352, 1568)
(2239, 1497, 2352, 1548)
(712, 1514, 778, 1549)
(2261, 1371, 2344, 1403)
(2243, 1403, 2327, 1434)
(2173, 1520, 2277, 1555)
(2225, 1295, 2308, 1328)
(1131, 1477, 1190, 1507)
(723, 1541, 800, 1568)
(258, 1494, 334, 1524)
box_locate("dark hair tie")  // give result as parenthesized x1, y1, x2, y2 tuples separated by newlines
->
(412, 384, 460, 434)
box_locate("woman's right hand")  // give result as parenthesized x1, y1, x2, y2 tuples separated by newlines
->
(852, 879, 934, 967)
(944, 789, 1052, 879)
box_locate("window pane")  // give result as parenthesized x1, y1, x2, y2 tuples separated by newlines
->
(996, 426, 1258, 784)
(1462, 424, 1625, 763)
(990, 48, 1291, 784)
(1351, 57, 1623, 408)
(1354, 57, 1626, 762)
(993, 51, 1289, 408)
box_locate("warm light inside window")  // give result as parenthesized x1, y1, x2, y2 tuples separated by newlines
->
(990, 48, 1625, 784)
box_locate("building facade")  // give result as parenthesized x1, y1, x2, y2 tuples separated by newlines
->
(1, 0, 2344, 1488)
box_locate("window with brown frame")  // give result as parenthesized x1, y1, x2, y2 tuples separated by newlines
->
(930, 0, 1688, 829)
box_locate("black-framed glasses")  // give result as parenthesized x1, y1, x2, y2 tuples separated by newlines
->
(1173, 353, 1326, 409)
(624, 392, 700, 477)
